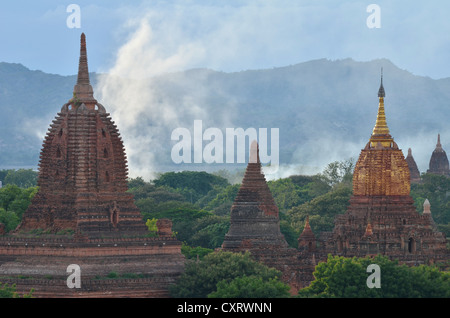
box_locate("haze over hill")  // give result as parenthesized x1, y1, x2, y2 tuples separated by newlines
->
(1, 58, 449, 180)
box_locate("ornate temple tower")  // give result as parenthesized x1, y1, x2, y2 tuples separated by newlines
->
(320, 74, 448, 265)
(405, 148, 421, 183)
(222, 141, 288, 250)
(17, 33, 147, 237)
(427, 134, 450, 176)
(222, 141, 311, 291)
(0, 34, 184, 298)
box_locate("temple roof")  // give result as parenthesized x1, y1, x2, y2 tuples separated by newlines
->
(428, 134, 450, 175)
(232, 140, 279, 217)
(406, 148, 421, 182)
(299, 216, 315, 240)
(353, 75, 411, 196)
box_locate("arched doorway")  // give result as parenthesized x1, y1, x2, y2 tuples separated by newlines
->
(408, 237, 416, 254)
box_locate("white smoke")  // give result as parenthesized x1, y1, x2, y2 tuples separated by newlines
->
(96, 17, 209, 179)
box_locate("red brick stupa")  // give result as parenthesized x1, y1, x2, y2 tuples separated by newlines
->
(405, 148, 421, 183)
(0, 34, 184, 297)
(222, 141, 313, 291)
(17, 33, 147, 237)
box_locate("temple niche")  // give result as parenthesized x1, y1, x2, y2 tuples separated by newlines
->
(316, 75, 449, 266)
(0, 34, 184, 298)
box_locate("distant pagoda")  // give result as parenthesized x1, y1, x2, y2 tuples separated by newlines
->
(221, 141, 313, 291)
(17, 33, 147, 238)
(427, 134, 450, 177)
(318, 73, 449, 265)
(405, 148, 421, 183)
(222, 141, 288, 250)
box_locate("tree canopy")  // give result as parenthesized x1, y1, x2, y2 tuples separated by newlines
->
(298, 254, 450, 298)
(169, 251, 288, 298)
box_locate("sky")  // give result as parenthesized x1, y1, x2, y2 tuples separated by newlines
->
(2, 0, 450, 179)
(1, 0, 450, 79)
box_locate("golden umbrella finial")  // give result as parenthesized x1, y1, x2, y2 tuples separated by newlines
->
(370, 68, 393, 148)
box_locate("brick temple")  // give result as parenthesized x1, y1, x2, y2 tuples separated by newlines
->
(405, 148, 421, 183)
(315, 75, 449, 265)
(221, 141, 314, 291)
(223, 75, 449, 291)
(0, 34, 184, 297)
(427, 134, 450, 176)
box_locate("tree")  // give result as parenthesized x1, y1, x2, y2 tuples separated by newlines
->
(298, 254, 450, 298)
(268, 178, 303, 213)
(287, 184, 352, 234)
(0, 208, 20, 232)
(208, 275, 290, 298)
(320, 158, 354, 187)
(204, 184, 240, 215)
(3, 169, 38, 188)
(189, 215, 230, 249)
(145, 218, 158, 237)
(181, 243, 213, 260)
(169, 251, 283, 298)
(153, 171, 230, 204)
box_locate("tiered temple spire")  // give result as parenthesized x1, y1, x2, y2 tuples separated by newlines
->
(73, 33, 96, 106)
(370, 69, 393, 148)
(427, 134, 450, 176)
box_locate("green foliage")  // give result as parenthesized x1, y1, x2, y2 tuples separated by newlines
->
(0, 283, 33, 298)
(0, 169, 38, 188)
(288, 183, 352, 234)
(209, 275, 291, 298)
(203, 184, 240, 215)
(181, 243, 214, 260)
(410, 173, 450, 236)
(0, 184, 38, 233)
(319, 158, 355, 187)
(107, 272, 119, 279)
(0, 208, 20, 232)
(268, 178, 304, 213)
(145, 218, 158, 237)
(169, 251, 283, 298)
(153, 171, 230, 204)
(298, 254, 450, 298)
(188, 215, 230, 249)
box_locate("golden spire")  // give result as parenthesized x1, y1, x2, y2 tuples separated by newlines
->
(370, 69, 393, 148)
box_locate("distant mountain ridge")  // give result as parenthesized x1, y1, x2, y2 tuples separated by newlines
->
(1, 58, 449, 177)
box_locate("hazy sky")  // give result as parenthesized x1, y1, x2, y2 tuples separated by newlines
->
(1, 0, 450, 79)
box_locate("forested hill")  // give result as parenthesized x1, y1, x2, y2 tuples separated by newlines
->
(1, 58, 450, 174)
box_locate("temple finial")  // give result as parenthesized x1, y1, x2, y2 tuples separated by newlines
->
(423, 199, 431, 214)
(249, 140, 260, 164)
(370, 70, 392, 147)
(437, 134, 442, 149)
(73, 33, 96, 104)
(378, 67, 385, 98)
